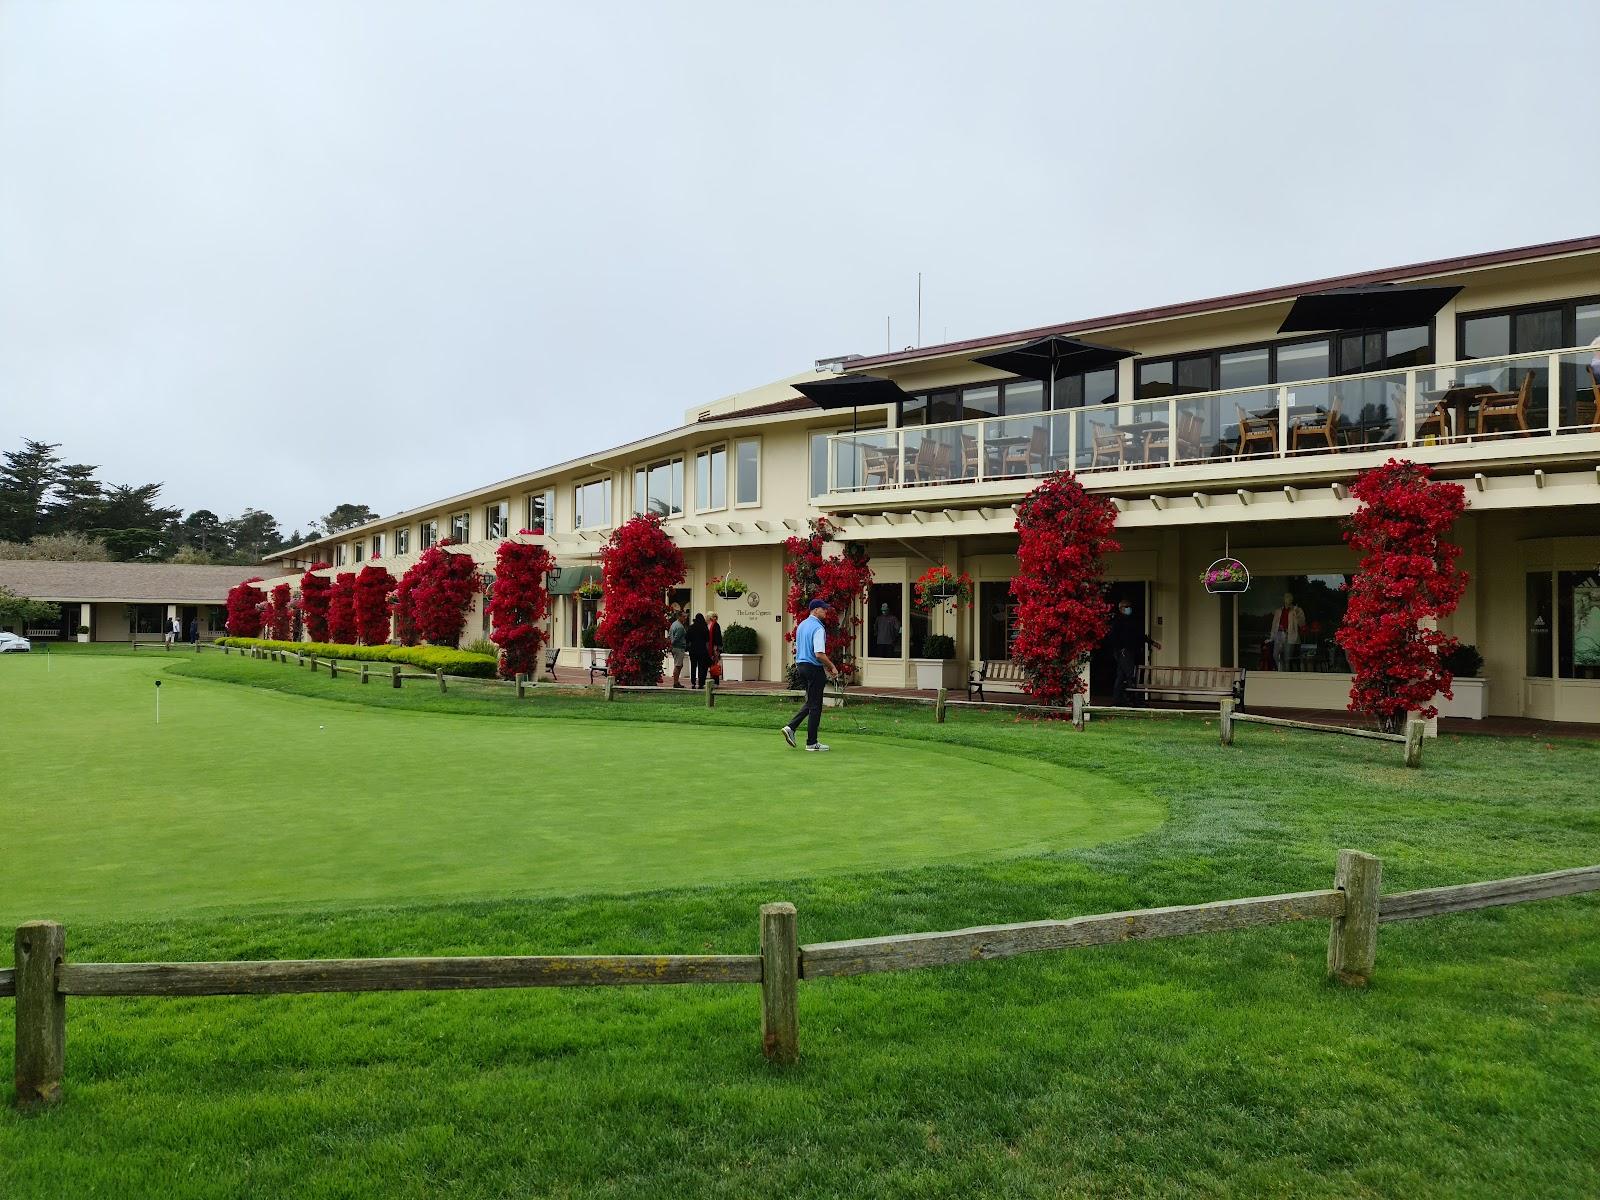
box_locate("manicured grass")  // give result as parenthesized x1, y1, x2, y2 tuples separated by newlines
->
(2, 649, 1598, 1198)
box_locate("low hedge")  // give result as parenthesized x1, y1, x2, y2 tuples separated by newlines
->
(217, 637, 498, 678)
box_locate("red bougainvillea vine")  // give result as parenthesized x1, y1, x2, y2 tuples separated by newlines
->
(595, 513, 685, 685)
(1009, 471, 1120, 706)
(783, 516, 872, 682)
(390, 571, 419, 646)
(488, 539, 556, 679)
(265, 583, 295, 641)
(353, 564, 396, 645)
(326, 572, 358, 644)
(1335, 458, 1468, 732)
(296, 564, 332, 642)
(399, 540, 481, 648)
(224, 577, 266, 638)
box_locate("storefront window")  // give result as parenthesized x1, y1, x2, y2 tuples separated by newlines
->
(132, 604, 165, 635)
(1236, 574, 1351, 672)
(867, 583, 903, 657)
(1558, 570, 1600, 680)
(979, 580, 1017, 660)
(1526, 571, 1553, 677)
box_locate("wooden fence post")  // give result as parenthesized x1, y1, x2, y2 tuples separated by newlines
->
(705, 679, 716, 708)
(359, 664, 369, 685)
(516, 672, 527, 699)
(604, 679, 615, 702)
(759, 902, 799, 1065)
(1326, 849, 1382, 987)
(1071, 693, 1085, 731)
(310, 657, 318, 673)
(391, 666, 402, 689)
(1404, 719, 1423, 769)
(1218, 698, 1234, 746)
(329, 660, 338, 679)
(436, 669, 447, 694)
(14, 921, 66, 1110)
(935, 687, 947, 724)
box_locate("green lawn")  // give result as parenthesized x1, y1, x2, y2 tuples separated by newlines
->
(2, 649, 1598, 1198)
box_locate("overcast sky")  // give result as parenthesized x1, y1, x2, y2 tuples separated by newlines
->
(3, 0, 1597, 537)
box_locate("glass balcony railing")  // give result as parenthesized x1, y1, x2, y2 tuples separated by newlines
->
(824, 347, 1600, 494)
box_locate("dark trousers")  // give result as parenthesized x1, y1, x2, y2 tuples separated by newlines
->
(1112, 648, 1138, 705)
(788, 663, 826, 745)
(689, 651, 710, 688)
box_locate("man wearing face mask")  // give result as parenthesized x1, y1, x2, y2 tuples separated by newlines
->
(1107, 599, 1161, 705)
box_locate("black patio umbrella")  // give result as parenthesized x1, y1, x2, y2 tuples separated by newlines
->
(1277, 283, 1462, 334)
(973, 335, 1135, 409)
(793, 374, 912, 431)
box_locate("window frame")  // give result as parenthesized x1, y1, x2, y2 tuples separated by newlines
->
(394, 527, 410, 555)
(484, 500, 509, 541)
(419, 520, 437, 551)
(573, 475, 612, 530)
(694, 444, 728, 514)
(1458, 293, 1600, 358)
(371, 533, 384, 558)
(333, 543, 347, 567)
(523, 489, 553, 535)
(449, 511, 471, 545)
(632, 456, 684, 519)
(734, 437, 761, 508)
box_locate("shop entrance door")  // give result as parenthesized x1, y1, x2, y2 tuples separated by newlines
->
(1089, 581, 1149, 701)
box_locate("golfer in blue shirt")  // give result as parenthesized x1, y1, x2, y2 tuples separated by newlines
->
(783, 598, 839, 752)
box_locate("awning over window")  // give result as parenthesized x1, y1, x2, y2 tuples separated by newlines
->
(1277, 284, 1462, 333)
(547, 565, 602, 596)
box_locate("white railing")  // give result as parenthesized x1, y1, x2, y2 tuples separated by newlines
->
(825, 347, 1600, 493)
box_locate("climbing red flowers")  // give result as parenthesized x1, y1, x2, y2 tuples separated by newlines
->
(296, 564, 332, 642)
(1009, 471, 1120, 706)
(596, 513, 685, 685)
(783, 516, 872, 681)
(326, 572, 358, 644)
(1336, 458, 1468, 732)
(353, 564, 396, 645)
(224, 577, 266, 638)
(399, 544, 481, 648)
(265, 583, 294, 641)
(488, 539, 556, 678)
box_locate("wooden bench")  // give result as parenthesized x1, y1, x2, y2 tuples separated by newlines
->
(968, 660, 1028, 701)
(1127, 665, 1246, 706)
(544, 646, 560, 678)
(588, 649, 610, 685)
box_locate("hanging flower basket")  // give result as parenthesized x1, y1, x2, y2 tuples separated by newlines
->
(575, 579, 604, 600)
(1202, 557, 1250, 594)
(708, 573, 747, 600)
(914, 564, 974, 610)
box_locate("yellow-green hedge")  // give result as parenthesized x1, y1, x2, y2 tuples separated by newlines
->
(217, 637, 498, 678)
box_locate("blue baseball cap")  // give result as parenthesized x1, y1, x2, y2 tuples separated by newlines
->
(808, 598, 831, 610)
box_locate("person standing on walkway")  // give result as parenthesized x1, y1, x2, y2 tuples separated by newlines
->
(687, 613, 711, 688)
(707, 613, 724, 685)
(1108, 602, 1160, 705)
(668, 611, 688, 688)
(782, 598, 839, 752)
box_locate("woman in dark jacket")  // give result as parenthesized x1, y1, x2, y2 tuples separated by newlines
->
(686, 613, 712, 689)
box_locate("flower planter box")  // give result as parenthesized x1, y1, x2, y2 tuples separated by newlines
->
(1434, 677, 1487, 720)
(578, 647, 595, 670)
(720, 653, 761, 682)
(910, 657, 961, 691)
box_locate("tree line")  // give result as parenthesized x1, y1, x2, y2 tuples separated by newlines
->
(0, 438, 379, 564)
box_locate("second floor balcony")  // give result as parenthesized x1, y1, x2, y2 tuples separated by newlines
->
(825, 347, 1600, 503)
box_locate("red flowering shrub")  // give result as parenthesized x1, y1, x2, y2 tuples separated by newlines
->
(1010, 472, 1120, 705)
(326, 572, 358, 643)
(265, 583, 294, 641)
(391, 571, 419, 646)
(595, 513, 685, 685)
(353, 564, 396, 645)
(489, 539, 556, 678)
(783, 517, 872, 681)
(400, 544, 480, 648)
(1335, 458, 1468, 732)
(224, 577, 266, 638)
(297, 564, 332, 642)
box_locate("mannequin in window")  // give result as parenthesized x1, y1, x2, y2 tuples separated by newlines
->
(1272, 592, 1305, 671)
(873, 602, 901, 657)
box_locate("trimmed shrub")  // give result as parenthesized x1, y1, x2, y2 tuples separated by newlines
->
(353, 564, 396, 645)
(722, 623, 758, 654)
(217, 637, 497, 678)
(921, 633, 955, 660)
(326, 572, 358, 644)
(297, 564, 332, 642)
(1442, 642, 1484, 678)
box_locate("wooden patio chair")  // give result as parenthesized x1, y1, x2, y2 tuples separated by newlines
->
(863, 448, 896, 489)
(1235, 404, 1277, 457)
(1585, 365, 1600, 429)
(1290, 400, 1340, 452)
(960, 434, 981, 478)
(1473, 372, 1534, 436)
(1142, 412, 1204, 464)
(905, 439, 937, 484)
(1414, 397, 1452, 442)
(1088, 425, 1125, 468)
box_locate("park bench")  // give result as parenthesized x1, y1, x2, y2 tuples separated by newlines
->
(588, 649, 610, 685)
(967, 659, 1028, 701)
(544, 646, 560, 677)
(1127, 665, 1246, 707)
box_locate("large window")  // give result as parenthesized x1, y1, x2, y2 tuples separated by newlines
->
(333, 544, 347, 566)
(978, 580, 1018, 660)
(735, 438, 760, 506)
(901, 376, 1099, 425)
(524, 489, 553, 534)
(484, 501, 508, 540)
(867, 583, 903, 658)
(394, 527, 410, 555)
(1233, 574, 1352, 673)
(354, 541, 364, 563)
(695, 446, 727, 512)
(207, 605, 227, 633)
(132, 604, 165, 635)
(574, 477, 611, 529)
(1529, 570, 1600, 680)
(371, 533, 384, 558)
(1460, 296, 1599, 428)
(450, 512, 470, 544)
(419, 520, 437, 551)
(633, 457, 683, 517)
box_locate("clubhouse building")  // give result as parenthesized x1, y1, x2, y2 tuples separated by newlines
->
(0, 561, 261, 642)
(261, 236, 1600, 725)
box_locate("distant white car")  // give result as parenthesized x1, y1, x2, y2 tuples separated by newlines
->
(0, 632, 32, 653)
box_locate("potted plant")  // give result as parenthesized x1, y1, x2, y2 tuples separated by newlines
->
(720, 622, 761, 681)
(1202, 557, 1250, 594)
(76, 623, 90, 643)
(709, 573, 747, 600)
(913, 564, 973, 610)
(1434, 642, 1487, 720)
(575, 578, 604, 600)
(910, 632, 960, 690)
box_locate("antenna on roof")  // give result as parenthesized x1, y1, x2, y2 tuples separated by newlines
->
(885, 316, 890, 353)
(916, 272, 923, 347)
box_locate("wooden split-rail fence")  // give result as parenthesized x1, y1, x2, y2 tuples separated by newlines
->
(10, 855, 1597, 1110)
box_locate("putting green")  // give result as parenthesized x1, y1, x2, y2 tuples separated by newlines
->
(1, 654, 1162, 921)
